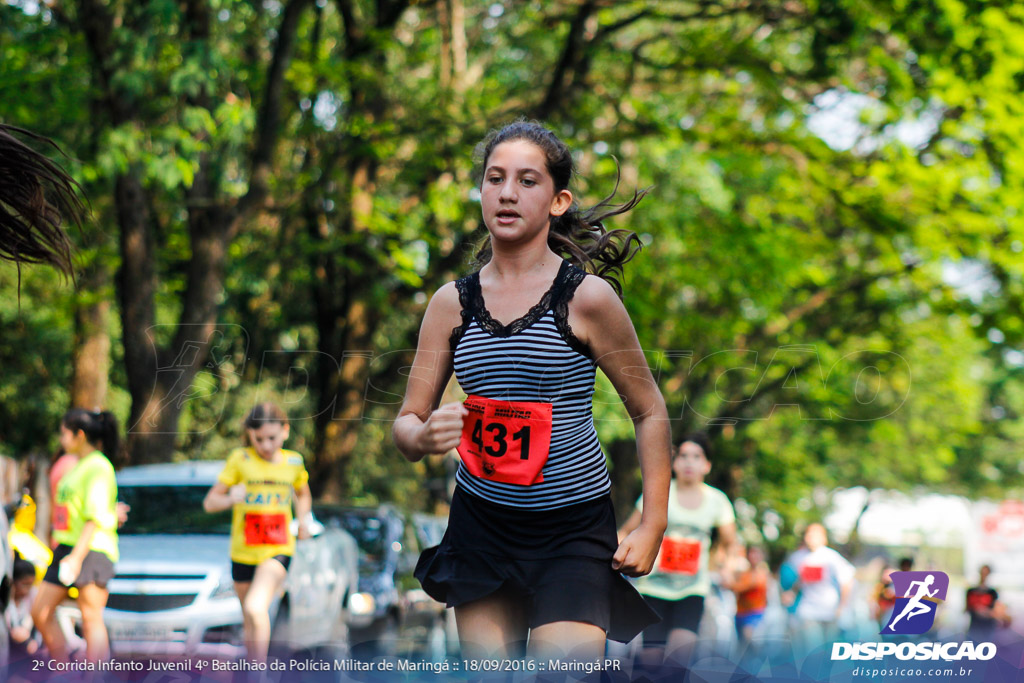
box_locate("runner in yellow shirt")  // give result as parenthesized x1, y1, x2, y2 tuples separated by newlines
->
(31, 409, 120, 663)
(203, 403, 312, 663)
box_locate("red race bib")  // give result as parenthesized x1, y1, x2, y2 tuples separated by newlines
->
(800, 565, 824, 583)
(457, 395, 552, 486)
(244, 512, 288, 546)
(53, 504, 69, 531)
(967, 592, 994, 610)
(657, 536, 701, 575)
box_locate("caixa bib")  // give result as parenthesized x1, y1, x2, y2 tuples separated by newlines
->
(457, 395, 552, 486)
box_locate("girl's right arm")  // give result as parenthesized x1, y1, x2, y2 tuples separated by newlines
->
(203, 482, 246, 513)
(393, 282, 467, 462)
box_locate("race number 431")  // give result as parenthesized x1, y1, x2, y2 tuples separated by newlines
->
(458, 396, 553, 486)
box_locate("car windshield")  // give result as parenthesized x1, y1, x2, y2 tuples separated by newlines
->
(118, 484, 232, 535)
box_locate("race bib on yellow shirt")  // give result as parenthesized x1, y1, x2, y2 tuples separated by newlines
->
(244, 512, 288, 546)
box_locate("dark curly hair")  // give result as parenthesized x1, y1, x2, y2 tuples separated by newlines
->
(472, 121, 648, 297)
(0, 124, 82, 278)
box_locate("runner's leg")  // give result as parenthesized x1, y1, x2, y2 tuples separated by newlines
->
(234, 580, 252, 655)
(31, 581, 70, 661)
(528, 621, 606, 660)
(455, 588, 528, 659)
(664, 627, 698, 667)
(77, 583, 111, 661)
(241, 558, 288, 662)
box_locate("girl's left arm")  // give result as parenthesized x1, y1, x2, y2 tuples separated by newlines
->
(294, 482, 313, 540)
(570, 276, 671, 577)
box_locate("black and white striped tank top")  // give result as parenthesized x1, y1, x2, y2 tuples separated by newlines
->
(449, 259, 611, 509)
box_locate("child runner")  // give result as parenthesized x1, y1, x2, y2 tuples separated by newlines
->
(394, 120, 671, 660)
(203, 403, 313, 663)
(781, 523, 854, 654)
(870, 563, 896, 628)
(31, 409, 120, 663)
(723, 544, 770, 647)
(48, 449, 78, 548)
(619, 432, 737, 666)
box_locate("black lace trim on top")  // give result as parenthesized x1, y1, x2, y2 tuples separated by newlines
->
(552, 264, 591, 359)
(448, 260, 592, 358)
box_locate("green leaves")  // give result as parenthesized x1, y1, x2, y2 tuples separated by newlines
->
(2, 0, 1022, 524)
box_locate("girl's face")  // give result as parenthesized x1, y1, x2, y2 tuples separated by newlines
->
(59, 424, 87, 454)
(247, 422, 289, 460)
(672, 441, 711, 483)
(481, 140, 572, 246)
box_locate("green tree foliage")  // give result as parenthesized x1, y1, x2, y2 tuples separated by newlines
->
(1, 1, 1021, 535)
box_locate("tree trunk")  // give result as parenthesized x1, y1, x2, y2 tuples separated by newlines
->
(92, 0, 310, 465)
(71, 290, 111, 410)
(310, 301, 379, 500)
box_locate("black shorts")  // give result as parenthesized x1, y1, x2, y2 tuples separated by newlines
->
(43, 544, 116, 590)
(641, 595, 705, 645)
(415, 486, 658, 643)
(231, 555, 292, 582)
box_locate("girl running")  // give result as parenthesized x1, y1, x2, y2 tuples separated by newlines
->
(31, 409, 120, 662)
(203, 403, 313, 663)
(723, 544, 770, 647)
(619, 432, 737, 666)
(394, 121, 671, 660)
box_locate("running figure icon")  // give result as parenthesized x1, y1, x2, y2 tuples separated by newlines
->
(888, 574, 939, 631)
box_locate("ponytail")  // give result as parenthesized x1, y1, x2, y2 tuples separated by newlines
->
(62, 408, 119, 459)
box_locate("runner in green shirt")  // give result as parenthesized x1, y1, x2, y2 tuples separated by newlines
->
(31, 409, 119, 663)
(619, 431, 737, 667)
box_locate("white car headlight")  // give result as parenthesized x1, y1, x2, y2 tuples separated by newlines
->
(349, 592, 376, 616)
(210, 571, 237, 601)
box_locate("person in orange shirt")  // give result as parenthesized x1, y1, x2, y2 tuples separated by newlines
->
(723, 544, 770, 646)
(870, 564, 896, 627)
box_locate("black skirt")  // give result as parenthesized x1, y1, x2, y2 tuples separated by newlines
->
(415, 485, 658, 642)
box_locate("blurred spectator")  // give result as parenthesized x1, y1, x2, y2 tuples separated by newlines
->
(966, 565, 1010, 640)
(6, 558, 41, 657)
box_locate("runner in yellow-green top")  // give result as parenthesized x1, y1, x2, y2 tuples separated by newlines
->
(203, 403, 313, 664)
(31, 408, 120, 663)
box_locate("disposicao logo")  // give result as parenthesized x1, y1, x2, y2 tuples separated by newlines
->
(832, 569, 996, 663)
(882, 571, 948, 635)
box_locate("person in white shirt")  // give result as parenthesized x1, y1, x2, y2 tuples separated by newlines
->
(782, 523, 855, 653)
